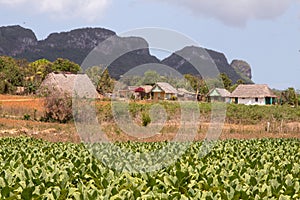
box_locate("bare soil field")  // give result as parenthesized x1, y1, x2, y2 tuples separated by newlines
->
(0, 95, 299, 143)
(0, 118, 80, 143)
(0, 117, 298, 143)
(0, 95, 45, 118)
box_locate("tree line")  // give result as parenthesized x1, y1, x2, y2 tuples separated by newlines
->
(0, 56, 298, 107)
(0, 56, 81, 94)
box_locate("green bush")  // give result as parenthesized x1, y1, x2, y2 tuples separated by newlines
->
(142, 112, 151, 126)
(170, 95, 178, 101)
(23, 113, 30, 120)
(44, 91, 72, 123)
(96, 101, 300, 125)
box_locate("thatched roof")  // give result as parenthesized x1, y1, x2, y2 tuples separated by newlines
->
(142, 85, 153, 94)
(230, 84, 277, 98)
(208, 88, 231, 97)
(177, 88, 196, 95)
(38, 72, 98, 98)
(135, 85, 153, 93)
(128, 86, 138, 91)
(152, 82, 178, 94)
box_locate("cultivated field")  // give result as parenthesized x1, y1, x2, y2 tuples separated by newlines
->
(0, 95, 299, 199)
(0, 137, 299, 199)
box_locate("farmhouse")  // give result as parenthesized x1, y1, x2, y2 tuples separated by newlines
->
(207, 88, 231, 103)
(177, 88, 197, 101)
(230, 84, 277, 105)
(117, 86, 138, 99)
(134, 85, 153, 100)
(151, 82, 178, 100)
(38, 72, 98, 98)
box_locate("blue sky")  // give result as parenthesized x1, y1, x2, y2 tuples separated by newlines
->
(0, 0, 299, 89)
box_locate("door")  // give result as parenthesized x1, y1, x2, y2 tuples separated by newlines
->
(265, 97, 271, 105)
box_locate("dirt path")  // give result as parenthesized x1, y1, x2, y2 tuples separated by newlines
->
(0, 99, 38, 102)
(0, 117, 299, 143)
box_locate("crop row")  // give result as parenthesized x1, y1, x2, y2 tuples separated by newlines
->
(0, 137, 299, 199)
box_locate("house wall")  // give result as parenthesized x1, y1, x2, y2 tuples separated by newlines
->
(209, 96, 224, 102)
(178, 94, 196, 101)
(209, 97, 231, 103)
(153, 92, 177, 100)
(225, 97, 231, 103)
(153, 92, 165, 100)
(237, 98, 265, 105)
(165, 93, 177, 100)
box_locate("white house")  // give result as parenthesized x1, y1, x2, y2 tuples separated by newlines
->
(230, 84, 277, 105)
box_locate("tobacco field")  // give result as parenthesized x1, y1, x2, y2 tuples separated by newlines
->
(0, 137, 299, 199)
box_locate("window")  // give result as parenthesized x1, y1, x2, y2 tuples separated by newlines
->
(255, 98, 258, 102)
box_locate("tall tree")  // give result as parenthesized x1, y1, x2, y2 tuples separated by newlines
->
(229, 79, 245, 92)
(141, 70, 161, 85)
(0, 56, 25, 94)
(52, 58, 81, 73)
(184, 74, 209, 94)
(219, 73, 232, 90)
(97, 69, 114, 95)
(29, 59, 53, 80)
(184, 74, 209, 101)
(281, 87, 298, 107)
(26, 59, 54, 93)
(85, 65, 104, 87)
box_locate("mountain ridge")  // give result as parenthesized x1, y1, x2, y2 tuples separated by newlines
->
(0, 25, 252, 83)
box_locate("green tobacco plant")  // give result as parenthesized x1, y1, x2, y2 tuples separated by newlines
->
(0, 137, 299, 199)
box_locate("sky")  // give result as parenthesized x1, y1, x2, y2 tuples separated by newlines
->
(0, 0, 299, 90)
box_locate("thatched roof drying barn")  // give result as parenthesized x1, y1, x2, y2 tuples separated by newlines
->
(38, 72, 98, 98)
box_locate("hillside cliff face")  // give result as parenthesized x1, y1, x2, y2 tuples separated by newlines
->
(0, 25, 37, 56)
(0, 25, 252, 82)
(80, 35, 160, 79)
(161, 46, 251, 83)
(230, 60, 252, 80)
(0, 25, 159, 79)
(17, 27, 116, 64)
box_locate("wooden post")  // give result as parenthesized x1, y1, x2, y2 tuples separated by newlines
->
(267, 122, 270, 132)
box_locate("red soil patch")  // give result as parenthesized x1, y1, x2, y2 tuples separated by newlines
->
(0, 95, 299, 143)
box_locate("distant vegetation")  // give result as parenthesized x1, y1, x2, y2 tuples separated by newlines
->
(96, 102, 300, 126)
(0, 56, 80, 94)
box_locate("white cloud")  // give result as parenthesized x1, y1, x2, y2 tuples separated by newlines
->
(0, 0, 110, 22)
(155, 0, 296, 26)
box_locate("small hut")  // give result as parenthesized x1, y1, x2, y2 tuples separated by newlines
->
(177, 88, 197, 101)
(207, 88, 231, 103)
(151, 82, 178, 100)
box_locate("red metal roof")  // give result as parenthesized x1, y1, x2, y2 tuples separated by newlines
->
(134, 87, 145, 93)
